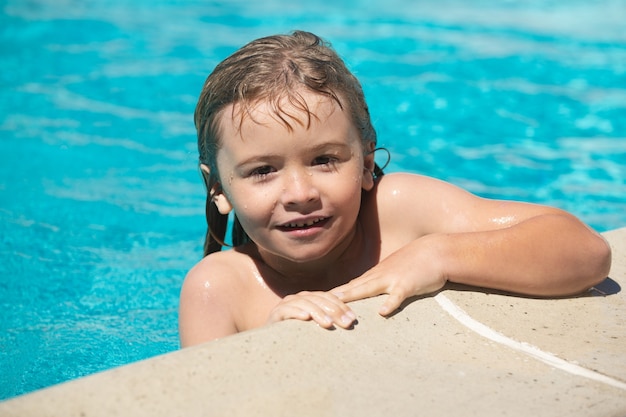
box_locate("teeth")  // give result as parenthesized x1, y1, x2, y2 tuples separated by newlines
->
(285, 218, 324, 228)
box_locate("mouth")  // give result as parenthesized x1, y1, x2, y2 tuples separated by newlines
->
(278, 217, 329, 230)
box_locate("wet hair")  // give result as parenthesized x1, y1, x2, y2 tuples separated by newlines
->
(194, 30, 381, 256)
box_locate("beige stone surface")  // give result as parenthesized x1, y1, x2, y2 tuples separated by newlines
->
(444, 227, 626, 381)
(1, 228, 625, 416)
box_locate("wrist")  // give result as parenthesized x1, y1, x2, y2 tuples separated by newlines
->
(413, 233, 450, 288)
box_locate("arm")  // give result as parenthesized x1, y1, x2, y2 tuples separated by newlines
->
(334, 173, 611, 315)
(428, 210, 610, 295)
(178, 258, 239, 348)
(179, 253, 357, 347)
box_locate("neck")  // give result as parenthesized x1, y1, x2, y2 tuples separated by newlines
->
(251, 221, 373, 294)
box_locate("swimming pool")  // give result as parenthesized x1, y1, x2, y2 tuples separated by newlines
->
(1, 0, 624, 400)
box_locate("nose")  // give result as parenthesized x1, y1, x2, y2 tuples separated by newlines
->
(280, 167, 320, 207)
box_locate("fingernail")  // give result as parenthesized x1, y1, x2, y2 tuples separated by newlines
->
(341, 312, 357, 325)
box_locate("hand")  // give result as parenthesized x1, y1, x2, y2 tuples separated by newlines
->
(332, 239, 446, 316)
(266, 291, 357, 329)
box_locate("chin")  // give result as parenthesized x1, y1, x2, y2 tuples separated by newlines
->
(271, 243, 336, 264)
(283, 250, 332, 264)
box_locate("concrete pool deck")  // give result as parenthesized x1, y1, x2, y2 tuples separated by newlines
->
(2, 227, 625, 416)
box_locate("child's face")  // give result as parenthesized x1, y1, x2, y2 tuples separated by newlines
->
(213, 90, 374, 264)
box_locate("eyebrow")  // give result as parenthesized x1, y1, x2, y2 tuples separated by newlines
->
(307, 141, 352, 153)
(234, 140, 353, 168)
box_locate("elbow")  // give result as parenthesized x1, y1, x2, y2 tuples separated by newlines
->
(595, 235, 612, 282)
(580, 233, 612, 291)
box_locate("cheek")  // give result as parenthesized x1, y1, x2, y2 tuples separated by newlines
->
(337, 170, 366, 206)
(228, 186, 275, 225)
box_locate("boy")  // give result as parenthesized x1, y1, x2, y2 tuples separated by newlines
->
(179, 31, 611, 347)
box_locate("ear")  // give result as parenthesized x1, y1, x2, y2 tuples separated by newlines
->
(361, 142, 376, 191)
(200, 164, 233, 215)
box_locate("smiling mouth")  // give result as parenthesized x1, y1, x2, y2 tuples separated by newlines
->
(280, 217, 328, 230)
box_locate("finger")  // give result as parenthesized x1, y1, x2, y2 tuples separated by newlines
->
(273, 294, 353, 329)
(332, 274, 388, 303)
(378, 292, 406, 316)
(266, 304, 312, 324)
(291, 297, 335, 328)
(310, 310, 335, 329)
(305, 293, 356, 329)
(331, 273, 376, 294)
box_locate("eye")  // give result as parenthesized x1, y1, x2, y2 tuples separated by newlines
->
(248, 165, 275, 180)
(313, 155, 337, 166)
(313, 155, 341, 173)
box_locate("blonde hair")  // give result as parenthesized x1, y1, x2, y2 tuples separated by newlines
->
(195, 30, 379, 255)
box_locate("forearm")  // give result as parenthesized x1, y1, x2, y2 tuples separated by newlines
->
(430, 213, 611, 296)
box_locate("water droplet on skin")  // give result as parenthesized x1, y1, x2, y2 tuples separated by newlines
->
(253, 270, 268, 289)
(491, 215, 516, 225)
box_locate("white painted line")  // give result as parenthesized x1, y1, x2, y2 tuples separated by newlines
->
(434, 293, 626, 391)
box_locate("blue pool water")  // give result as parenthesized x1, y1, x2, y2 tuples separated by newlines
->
(1, 0, 625, 400)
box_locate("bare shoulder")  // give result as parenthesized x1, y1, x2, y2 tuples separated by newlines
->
(368, 172, 475, 236)
(375, 172, 470, 199)
(376, 172, 441, 192)
(181, 251, 245, 300)
(179, 249, 252, 347)
(183, 249, 248, 287)
(370, 172, 568, 234)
